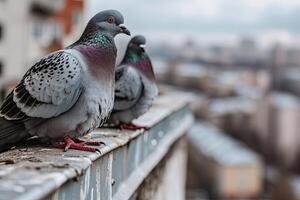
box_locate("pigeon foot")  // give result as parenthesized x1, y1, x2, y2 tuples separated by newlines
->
(53, 136, 103, 152)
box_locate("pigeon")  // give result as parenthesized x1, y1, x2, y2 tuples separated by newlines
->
(108, 35, 158, 130)
(0, 10, 130, 152)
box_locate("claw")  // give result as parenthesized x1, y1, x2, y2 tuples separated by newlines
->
(52, 136, 103, 152)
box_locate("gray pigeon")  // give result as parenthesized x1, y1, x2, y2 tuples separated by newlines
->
(108, 35, 158, 130)
(0, 10, 130, 152)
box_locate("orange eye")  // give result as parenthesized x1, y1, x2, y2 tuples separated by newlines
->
(107, 16, 115, 24)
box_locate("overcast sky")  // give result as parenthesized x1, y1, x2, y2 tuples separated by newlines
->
(87, 0, 300, 46)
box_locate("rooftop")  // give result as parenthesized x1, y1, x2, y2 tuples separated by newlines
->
(188, 121, 262, 166)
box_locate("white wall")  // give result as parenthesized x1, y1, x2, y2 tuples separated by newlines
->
(0, 0, 64, 83)
(0, 0, 32, 81)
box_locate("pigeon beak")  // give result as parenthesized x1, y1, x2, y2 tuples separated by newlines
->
(119, 25, 131, 36)
(140, 44, 146, 52)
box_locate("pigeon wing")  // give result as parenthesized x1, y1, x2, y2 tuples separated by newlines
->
(114, 65, 143, 111)
(0, 50, 83, 120)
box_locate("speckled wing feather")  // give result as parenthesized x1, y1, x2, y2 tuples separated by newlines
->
(0, 50, 83, 120)
(114, 65, 143, 111)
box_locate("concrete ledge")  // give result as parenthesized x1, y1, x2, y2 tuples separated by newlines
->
(0, 91, 194, 200)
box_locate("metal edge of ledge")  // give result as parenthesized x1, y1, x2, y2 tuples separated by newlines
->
(113, 107, 194, 200)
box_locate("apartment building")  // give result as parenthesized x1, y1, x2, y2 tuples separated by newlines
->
(0, 0, 84, 88)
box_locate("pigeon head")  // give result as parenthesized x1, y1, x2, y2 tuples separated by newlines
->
(84, 10, 130, 37)
(122, 35, 155, 81)
(123, 35, 147, 59)
(128, 35, 146, 52)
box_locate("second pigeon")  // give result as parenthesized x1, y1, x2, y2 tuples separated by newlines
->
(108, 35, 158, 130)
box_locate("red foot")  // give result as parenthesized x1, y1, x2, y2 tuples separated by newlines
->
(52, 136, 103, 152)
(120, 123, 149, 130)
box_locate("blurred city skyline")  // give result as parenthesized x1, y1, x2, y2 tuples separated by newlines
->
(1, 1, 300, 198)
(88, 0, 300, 47)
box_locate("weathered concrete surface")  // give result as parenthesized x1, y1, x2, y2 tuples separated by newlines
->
(0, 91, 193, 200)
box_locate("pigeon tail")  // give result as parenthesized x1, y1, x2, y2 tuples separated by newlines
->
(0, 118, 28, 152)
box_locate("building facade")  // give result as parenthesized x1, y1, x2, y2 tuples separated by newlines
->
(0, 0, 84, 90)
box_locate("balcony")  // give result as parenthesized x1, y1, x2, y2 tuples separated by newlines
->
(0, 89, 194, 200)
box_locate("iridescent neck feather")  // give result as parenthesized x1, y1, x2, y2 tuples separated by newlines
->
(69, 30, 117, 80)
(121, 49, 155, 81)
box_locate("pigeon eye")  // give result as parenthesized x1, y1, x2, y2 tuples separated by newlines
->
(107, 16, 115, 24)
